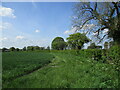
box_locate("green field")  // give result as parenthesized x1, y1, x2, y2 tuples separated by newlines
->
(2, 51, 54, 84)
(2, 51, 118, 88)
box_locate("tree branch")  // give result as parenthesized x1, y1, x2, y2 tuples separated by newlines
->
(99, 34, 108, 43)
(94, 2, 97, 11)
(94, 26, 108, 36)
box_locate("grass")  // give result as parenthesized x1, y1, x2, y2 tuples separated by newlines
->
(2, 51, 54, 84)
(2, 51, 118, 88)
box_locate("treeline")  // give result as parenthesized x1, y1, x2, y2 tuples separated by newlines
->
(1, 46, 50, 52)
(1, 32, 114, 52)
(51, 33, 113, 50)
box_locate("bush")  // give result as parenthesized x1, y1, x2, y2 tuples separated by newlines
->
(79, 49, 102, 61)
(108, 45, 120, 71)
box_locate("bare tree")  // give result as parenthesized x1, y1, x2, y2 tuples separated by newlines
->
(72, 2, 120, 44)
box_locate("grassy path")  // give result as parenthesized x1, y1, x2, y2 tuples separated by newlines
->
(3, 51, 118, 88)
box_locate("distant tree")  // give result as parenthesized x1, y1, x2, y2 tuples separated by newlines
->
(23, 47, 26, 51)
(34, 46, 40, 51)
(27, 46, 34, 51)
(88, 43, 102, 49)
(16, 48, 20, 51)
(46, 46, 50, 50)
(96, 46, 102, 49)
(88, 43, 96, 49)
(52, 37, 67, 50)
(67, 33, 90, 50)
(2, 48, 8, 52)
(109, 41, 114, 48)
(104, 42, 109, 49)
(40, 47, 45, 50)
(9, 47, 15, 51)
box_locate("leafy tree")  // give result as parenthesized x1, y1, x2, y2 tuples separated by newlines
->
(46, 46, 50, 50)
(9, 47, 15, 51)
(23, 47, 26, 51)
(96, 46, 102, 49)
(67, 33, 90, 50)
(88, 43, 102, 49)
(2, 48, 8, 52)
(33, 46, 40, 51)
(27, 46, 34, 51)
(52, 37, 67, 50)
(40, 47, 45, 50)
(88, 43, 96, 49)
(109, 41, 114, 48)
(16, 48, 20, 51)
(73, 2, 120, 44)
(104, 42, 109, 49)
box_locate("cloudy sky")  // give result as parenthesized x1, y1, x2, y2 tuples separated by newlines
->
(1, 2, 77, 48)
(1, 2, 112, 49)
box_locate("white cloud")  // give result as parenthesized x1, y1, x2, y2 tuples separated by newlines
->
(16, 36, 24, 39)
(0, 37, 8, 41)
(103, 28, 109, 33)
(93, 32, 98, 35)
(0, 6, 16, 18)
(64, 24, 95, 34)
(35, 29, 40, 33)
(2, 38, 51, 49)
(82, 24, 95, 30)
(0, 22, 12, 30)
(64, 26, 79, 34)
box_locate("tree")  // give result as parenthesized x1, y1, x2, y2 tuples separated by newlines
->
(16, 48, 20, 51)
(9, 47, 15, 51)
(73, 2, 120, 44)
(46, 46, 50, 50)
(33, 46, 40, 51)
(27, 46, 34, 51)
(88, 43, 102, 49)
(109, 41, 114, 48)
(52, 37, 67, 50)
(96, 46, 102, 49)
(23, 47, 26, 51)
(40, 47, 45, 50)
(104, 42, 109, 49)
(2, 48, 8, 52)
(67, 33, 90, 50)
(88, 43, 96, 49)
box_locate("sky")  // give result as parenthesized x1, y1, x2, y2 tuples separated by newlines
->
(1, 2, 77, 49)
(0, 2, 112, 49)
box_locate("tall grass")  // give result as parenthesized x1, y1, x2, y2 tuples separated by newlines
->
(3, 51, 118, 88)
(2, 51, 54, 84)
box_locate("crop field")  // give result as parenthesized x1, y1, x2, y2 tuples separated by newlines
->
(2, 51, 55, 85)
(2, 51, 119, 88)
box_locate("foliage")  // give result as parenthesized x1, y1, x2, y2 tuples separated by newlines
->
(33, 46, 40, 51)
(88, 43, 102, 49)
(2, 48, 8, 52)
(73, 2, 120, 43)
(67, 33, 90, 50)
(9, 47, 15, 51)
(16, 48, 20, 51)
(22, 47, 26, 51)
(3, 51, 118, 88)
(26, 46, 45, 51)
(46, 46, 50, 52)
(104, 42, 109, 49)
(108, 45, 120, 71)
(27, 46, 34, 51)
(2, 51, 54, 84)
(52, 37, 67, 50)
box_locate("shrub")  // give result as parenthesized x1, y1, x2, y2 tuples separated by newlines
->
(108, 45, 120, 71)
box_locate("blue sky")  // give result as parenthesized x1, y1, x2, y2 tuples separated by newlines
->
(1, 2, 76, 48)
(0, 2, 112, 49)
